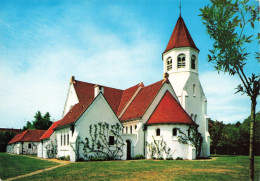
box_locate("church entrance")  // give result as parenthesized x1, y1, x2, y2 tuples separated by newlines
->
(126, 140, 131, 160)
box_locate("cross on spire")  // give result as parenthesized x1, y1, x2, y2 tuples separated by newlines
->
(179, 0, 181, 16)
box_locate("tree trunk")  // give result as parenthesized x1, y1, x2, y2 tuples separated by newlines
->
(249, 99, 256, 181)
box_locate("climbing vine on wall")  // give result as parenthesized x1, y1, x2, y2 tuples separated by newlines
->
(146, 136, 172, 159)
(81, 122, 125, 160)
(70, 136, 81, 160)
(23, 142, 37, 154)
(177, 125, 203, 157)
(45, 140, 57, 159)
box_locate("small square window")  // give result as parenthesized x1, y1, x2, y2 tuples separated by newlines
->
(109, 136, 115, 145)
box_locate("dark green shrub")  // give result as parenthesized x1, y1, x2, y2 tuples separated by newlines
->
(65, 155, 70, 161)
(176, 157, 183, 160)
(134, 154, 144, 159)
(166, 157, 173, 160)
(157, 157, 164, 160)
(152, 157, 156, 159)
(58, 156, 65, 160)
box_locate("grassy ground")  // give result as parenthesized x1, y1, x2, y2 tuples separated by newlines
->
(0, 153, 58, 180)
(15, 155, 260, 181)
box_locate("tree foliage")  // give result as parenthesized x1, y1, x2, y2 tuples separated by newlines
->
(23, 111, 53, 130)
(0, 131, 17, 152)
(209, 112, 260, 155)
(208, 119, 224, 154)
(200, 0, 259, 179)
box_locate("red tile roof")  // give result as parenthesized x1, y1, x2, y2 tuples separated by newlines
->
(8, 130, 46, 144)
(56, 80, 124, 128)
(56, 77, 190, 128)
(146, 91, 195, 125)
(116, 83, 143, 116)
(40, 121, 60, 140)
(164, 16, 199, 53)
(120, 80, 165, 121)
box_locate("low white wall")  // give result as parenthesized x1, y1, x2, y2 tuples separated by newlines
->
(146, 124, 195, 160)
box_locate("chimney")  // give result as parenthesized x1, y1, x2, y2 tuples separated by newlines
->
(94, 85, 104, 97)
(70, 76, 75, 84)
(163, 72, 169, 79)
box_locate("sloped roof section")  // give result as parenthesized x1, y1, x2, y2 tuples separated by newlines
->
(146, 91, 195, 125)
(120, 80, 164, 121)
(56, 80, 124, 128)
(164, 16, 199, 53)
(8, 130, 28, 144)
(116, 83, 143, 116)
(40, 120, 60, 140)
(8, 130, 46, 144)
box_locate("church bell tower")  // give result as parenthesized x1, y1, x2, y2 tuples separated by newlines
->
(162, 15, 210, 157)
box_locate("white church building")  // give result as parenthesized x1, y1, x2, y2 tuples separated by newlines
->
(38, 15, 210, 161)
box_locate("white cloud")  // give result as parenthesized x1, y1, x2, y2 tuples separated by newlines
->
(200, 71, 258, 123)
(0, 17, 162, 128)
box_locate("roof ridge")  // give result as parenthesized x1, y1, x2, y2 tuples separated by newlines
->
(75, 80, 123, 91)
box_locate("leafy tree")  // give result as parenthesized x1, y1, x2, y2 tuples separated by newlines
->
(200, 1, 259, 180)
(23, 111, 53, 130)
(0, 131, 17, 152)
(208, 119, 224, 154)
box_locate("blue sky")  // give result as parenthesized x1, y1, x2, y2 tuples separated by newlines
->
(0, 0, 259, 128)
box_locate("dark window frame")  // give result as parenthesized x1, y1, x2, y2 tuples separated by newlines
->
(109, 136, 115, 145)
(156, 128, 160, 136)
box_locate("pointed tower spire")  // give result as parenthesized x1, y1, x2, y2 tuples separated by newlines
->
(163, 16, 199, 54)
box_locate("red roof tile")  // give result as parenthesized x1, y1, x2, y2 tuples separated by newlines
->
(146, 91, 195, 125)
(120, 80, 164, 121)
(116, 83, 143, 116)
(40, 121, 60, 140)
(8, 130, 46, 144)
(8, 130, 28, 144)
(56, 80, 124, 128)
(164, 16, 199, 53)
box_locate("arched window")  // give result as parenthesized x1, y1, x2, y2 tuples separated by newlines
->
(130, 126, 132, 134)
(61, 135, 62, 145)
(177, 54, 186, 68)
(135, 125, 137, 130)
(126, 127, 128, 134)
(191, 55, 196, 69)
(167, 57, 172, 71)
(156, 128, 160, 136)
(194, 115, 197, 123)
(193, 84, 196, 96)
(28, 143, 31, 149)
(172, 128, 178, 136)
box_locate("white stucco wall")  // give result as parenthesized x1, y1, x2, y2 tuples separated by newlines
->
(62, 83, 79, 117)
(56, 127, 71, 159)
(163, 47, 210, 157)
(56, 93, 126, 162)
(146, 124, 195, 160)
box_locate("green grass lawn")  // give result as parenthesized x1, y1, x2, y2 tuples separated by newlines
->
(0, 153, 58, 180)
(0, 153, 259, 181)
(14, 155, 260, 181)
